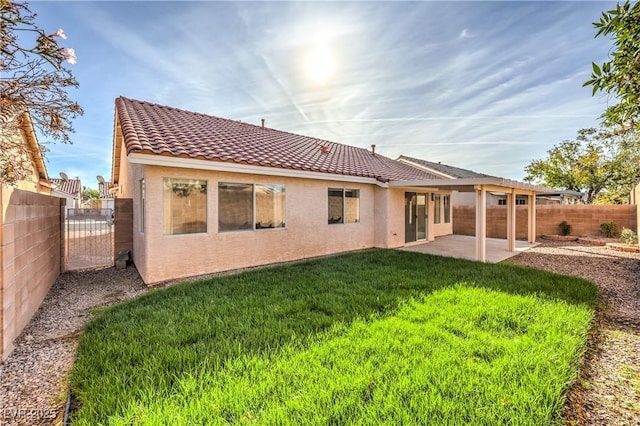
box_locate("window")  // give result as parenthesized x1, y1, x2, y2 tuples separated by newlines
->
(433, 194, 441, 224)
(499, 197, 527, 206)
(163, 178, 207, 235)
(218, 182, 286, 232)
(328, 188, 360, 224)
(444, 194, 451, 223)
(255, 184, 286, 229)
(139, 178, 145, 233)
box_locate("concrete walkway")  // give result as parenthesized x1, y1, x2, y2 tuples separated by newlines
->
(399, 234, 539, 263)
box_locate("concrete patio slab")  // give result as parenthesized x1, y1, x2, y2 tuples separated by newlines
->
(399, 234, 539, 263)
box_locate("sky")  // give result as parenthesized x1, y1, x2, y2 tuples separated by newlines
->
(30, 0, 618, 189)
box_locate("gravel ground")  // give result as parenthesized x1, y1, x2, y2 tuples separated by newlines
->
(508, 240, 640, 426)
(0, 241, 638, 425)
(0, 267, 147, 426)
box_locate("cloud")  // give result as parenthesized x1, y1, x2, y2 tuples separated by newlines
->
(458, 28, 472, 40)
(31, 1, 615, 183)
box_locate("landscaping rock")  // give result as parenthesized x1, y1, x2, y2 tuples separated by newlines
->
(540, 235, 579, 241)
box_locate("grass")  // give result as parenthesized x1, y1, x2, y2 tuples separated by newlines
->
(70, 249, 598, 425)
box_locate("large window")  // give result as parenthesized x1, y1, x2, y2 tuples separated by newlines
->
(163, 178, 207, 235)
(218, 183, 286, 232)
(328, 188, 360, 224)
(255, 184, 286, 229)
(433, 193, 451, 224)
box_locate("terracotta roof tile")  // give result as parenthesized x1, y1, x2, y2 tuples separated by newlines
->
(98, 181, 113, 199)
(50, 178, 81, 198)
(115, 97, 441, 182)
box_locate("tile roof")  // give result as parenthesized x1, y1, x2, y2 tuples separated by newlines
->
(398, 155, 495, 179)
(50, 178, 81, 198)
(98, 181, 113, 199)
(115, 97, 441, 182)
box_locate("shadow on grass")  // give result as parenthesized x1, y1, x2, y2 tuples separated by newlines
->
(71, 249, 598, 423)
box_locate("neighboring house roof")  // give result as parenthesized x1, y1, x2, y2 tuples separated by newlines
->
(113, 97, 441, 183)
(537, 190, 584, 198)
(98, 181, 113, 199)
(17, 112, 49, 183)
(50, 178, 81, 198)
(397, 155, 495, 179)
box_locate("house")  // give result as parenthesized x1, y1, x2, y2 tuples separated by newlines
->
(111, 97, 547, 284)
(98, 181, 115, 211)
(1, 111, 51, 193)
(398, 156, 581, 206)
(50, 177, 82, 217)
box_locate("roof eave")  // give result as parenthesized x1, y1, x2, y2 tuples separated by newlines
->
(389, 177, 552, 193)
(128, 152, 388, 187)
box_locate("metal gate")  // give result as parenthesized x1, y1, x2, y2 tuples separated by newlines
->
(65, 208, 114, 270)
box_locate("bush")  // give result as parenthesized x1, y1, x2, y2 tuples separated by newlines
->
(600, 222, 618, 238)
(559, 221, 572, 236)
(620, 228, 638, 245)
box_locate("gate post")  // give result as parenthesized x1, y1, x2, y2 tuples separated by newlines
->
(114, 199, 133, 265)
(59, 197, 67, 272)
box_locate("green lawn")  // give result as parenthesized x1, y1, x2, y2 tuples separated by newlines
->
(70, 249, 597, 425)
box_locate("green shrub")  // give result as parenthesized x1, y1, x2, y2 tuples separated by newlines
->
(620, 228, 638, 245)
(600, 222, 618, 238)
(559, 221, 572, 236)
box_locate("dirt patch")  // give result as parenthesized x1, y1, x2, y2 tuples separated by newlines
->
(0, 267, 147, 426)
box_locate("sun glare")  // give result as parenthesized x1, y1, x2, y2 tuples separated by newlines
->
(305, 46, 336, 83)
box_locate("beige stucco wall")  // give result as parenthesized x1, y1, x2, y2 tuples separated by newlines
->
(373, 187, 405, 248)
(115, 142, 146, 279)
(132, 166, 377, 284)
(115, 145, 455, 284)
(0, 187, 62, 360)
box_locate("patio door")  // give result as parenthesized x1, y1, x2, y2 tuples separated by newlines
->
(405, 192, 427, 243)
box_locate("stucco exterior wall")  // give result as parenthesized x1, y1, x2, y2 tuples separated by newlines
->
(135, 166, 378, 284)
(373, 187, 405, 248)
(0, 187, 63, 360)
(116, 142, 146, 279)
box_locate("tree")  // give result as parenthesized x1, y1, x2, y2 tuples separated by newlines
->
(1, 0, 83, 185)
(82, 187, 99, 202)
(524, 128, 640, 204)
(584, 1, 640, 129)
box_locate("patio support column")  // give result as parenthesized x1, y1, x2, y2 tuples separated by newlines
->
(527, 191, 537, 243)
(475, 185, 487, 262)
(507, 189, 516, 252)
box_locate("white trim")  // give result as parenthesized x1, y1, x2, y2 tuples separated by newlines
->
(390, 177, 550, 193)
(128, 153, 385, 186)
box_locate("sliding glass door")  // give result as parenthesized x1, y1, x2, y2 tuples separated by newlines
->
(405, 192, 428, 243)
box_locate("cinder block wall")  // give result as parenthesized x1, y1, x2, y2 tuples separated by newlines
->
(453, 205, 637, 239)
(0, 188, 63, 361)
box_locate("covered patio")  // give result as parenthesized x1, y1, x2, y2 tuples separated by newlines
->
(390, 177, 550, 262)
(399, 235, 539, 263)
